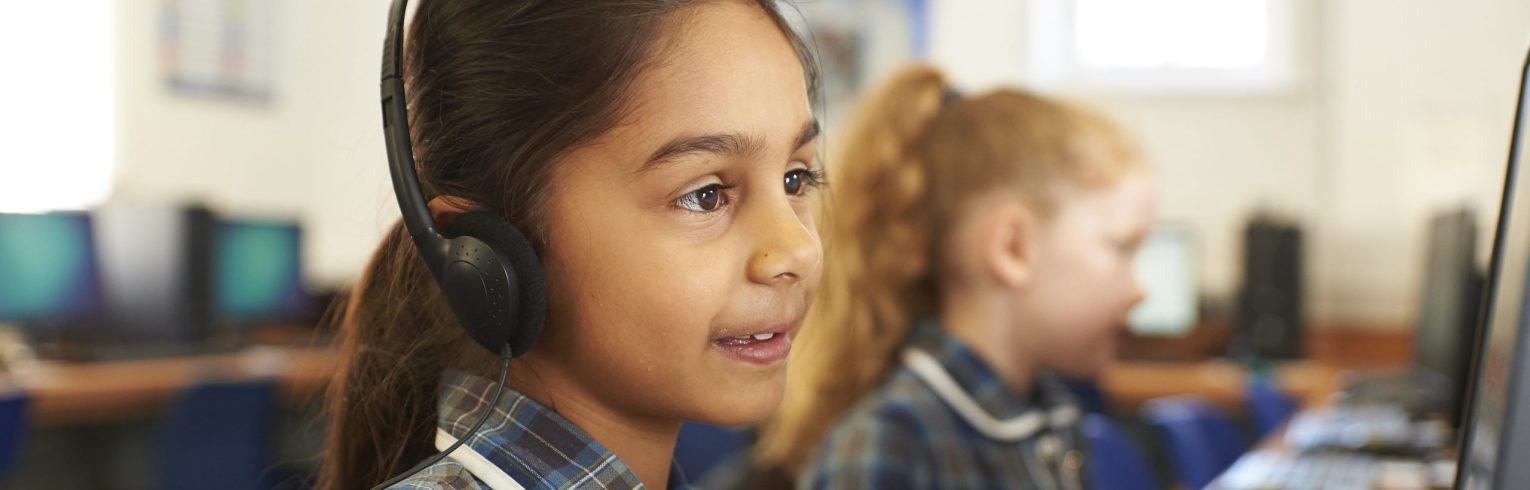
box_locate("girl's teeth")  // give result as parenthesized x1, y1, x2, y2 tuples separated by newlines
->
(718, 333, 777, 343)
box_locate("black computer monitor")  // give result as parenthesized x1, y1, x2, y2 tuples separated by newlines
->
(1456, 47, 1530, 490)
(212, 218, 309, 326)
(1413, 208, 1484, 426)
(0, 212, 104, 332)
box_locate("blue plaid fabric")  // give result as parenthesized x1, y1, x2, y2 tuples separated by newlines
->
(800, 320, 1089, 489)
(390, 371, 690, 490)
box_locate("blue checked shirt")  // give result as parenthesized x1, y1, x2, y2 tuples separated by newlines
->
(390, 371, 690, 490)
(800, 320, 1090, 490)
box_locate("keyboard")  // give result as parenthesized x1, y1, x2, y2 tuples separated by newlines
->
(1213, 451, 1378, 490)
(1284, 406, 1449, 454)
(1212, 450, 1455, 490)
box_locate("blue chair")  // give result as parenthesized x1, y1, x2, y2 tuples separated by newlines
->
(1141, 396, 1247, 489)
(1245, 376, 1297, 439)
(158, 379, 278, 490)
(1064, 378, 1109, 415)
(1082, 414, 1158, 490)
(673, 422, 748, 483)
(0, 392, 28, 479)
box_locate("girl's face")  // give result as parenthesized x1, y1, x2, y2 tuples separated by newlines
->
(1015, 170, 1156, 379)
(527, 2, 821, 426)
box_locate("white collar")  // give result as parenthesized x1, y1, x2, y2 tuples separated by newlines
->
(901, 348, 1080, 442)
(435, 428, 528, 490)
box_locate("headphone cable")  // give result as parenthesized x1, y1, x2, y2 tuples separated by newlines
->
(371, 350, 513, 490)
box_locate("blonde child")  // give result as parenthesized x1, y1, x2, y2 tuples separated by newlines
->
(758, 65, 1155, 489)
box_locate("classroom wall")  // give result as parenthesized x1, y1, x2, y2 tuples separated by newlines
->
(114, 0, 394, 286)
(1316, 0, 1530, 325)
(109, 0, 1530, 327)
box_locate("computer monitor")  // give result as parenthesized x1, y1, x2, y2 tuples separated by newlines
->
(1456, 47, 1530, 490)
(1130, 225, 1200, 336)
(213, 218, 308, 325)
(1413, 207, 1484, 425)
(0, 212, 103, 330)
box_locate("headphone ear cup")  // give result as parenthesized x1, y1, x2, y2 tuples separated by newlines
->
(444, 212, 547, 357)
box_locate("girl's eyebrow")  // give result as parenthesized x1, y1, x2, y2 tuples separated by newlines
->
(637, 119, 820, 175)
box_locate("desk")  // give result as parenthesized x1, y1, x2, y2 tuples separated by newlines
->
(1099, 360, 1343, 413)
(1, 346, 339, 427)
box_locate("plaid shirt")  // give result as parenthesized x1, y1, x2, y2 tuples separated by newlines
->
(391, 371, 690, 490)
(800, 321, 1089, 490)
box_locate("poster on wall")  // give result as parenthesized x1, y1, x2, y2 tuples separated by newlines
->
(159, 0, 276, 104)
(789, 0, 920, 129)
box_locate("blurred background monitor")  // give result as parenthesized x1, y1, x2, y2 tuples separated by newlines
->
(0, 212, 104, 331)
(213, 218, 309, 326)
(1413, 207, 1485, 425)
(1130, 226, 1200, 337)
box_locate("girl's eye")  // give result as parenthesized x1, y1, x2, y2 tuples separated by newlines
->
(676, 184, 728, 212)
(784, 167, 825, 196)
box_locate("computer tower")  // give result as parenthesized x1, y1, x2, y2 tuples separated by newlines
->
(1231, 216, 1305, 359)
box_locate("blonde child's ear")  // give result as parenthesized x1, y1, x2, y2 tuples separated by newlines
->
(427, 195, 484, 231)
(983, 202, 1036, 290)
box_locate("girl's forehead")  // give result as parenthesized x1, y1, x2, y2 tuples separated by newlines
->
(616, 3, 809, 134)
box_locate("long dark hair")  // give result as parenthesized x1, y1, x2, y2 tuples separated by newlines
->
(321, 1, 817, 488)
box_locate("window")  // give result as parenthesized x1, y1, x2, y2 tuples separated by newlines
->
(1027, 0, 1295, 94)
(0, 3, 116, 213)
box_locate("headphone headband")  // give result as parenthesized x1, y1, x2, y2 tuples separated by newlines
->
(380, 0, 450, 277)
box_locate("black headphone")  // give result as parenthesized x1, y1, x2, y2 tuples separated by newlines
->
(371, 0, 547, 487)
(380, 0, 547, 359)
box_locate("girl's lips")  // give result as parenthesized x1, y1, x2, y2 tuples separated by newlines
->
(712, 331, 792, 364)
(710, 320, 798, 364)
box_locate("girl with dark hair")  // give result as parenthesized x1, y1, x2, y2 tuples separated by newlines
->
(323, 2, 822, 488)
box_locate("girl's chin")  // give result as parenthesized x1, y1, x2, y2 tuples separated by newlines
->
(685, 381, 787, 427)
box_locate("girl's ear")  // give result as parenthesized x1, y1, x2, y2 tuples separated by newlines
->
(427, 195, 483, 231)
(982, 202, 1036, 290)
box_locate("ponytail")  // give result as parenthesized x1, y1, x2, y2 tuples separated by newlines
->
(318, 221, 497, 489)
(755, 65, 951, 475)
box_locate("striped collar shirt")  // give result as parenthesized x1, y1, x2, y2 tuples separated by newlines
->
(391, 371, 689, 490)
(801, 320, 1089, 489)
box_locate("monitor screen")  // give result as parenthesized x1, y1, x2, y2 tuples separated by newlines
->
(1457, 49, 1530, 490)
(213, 219, 307, 323)
(0, 212, 102, 326)
(1413, 208, 1482, 419)
(1130, 226, 1199, 336)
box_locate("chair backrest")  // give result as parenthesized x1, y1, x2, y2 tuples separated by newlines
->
(158, 378, 277, 490)
(0, 392, 28, 479)
(1064, 378, 1109, 415)
(1245, 375, 1297, 438)
(1082, 413, 1159, 490)
(1141, 396, 1247, 489)
(673, 422, 748, 483)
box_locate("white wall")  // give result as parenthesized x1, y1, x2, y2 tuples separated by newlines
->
(114, 0, 397, 286)
(1316, 0, 1530, 325)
